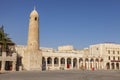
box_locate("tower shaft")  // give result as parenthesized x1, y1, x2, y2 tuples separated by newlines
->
(22, 8, 42, 71)
(27, 9, 39, 51)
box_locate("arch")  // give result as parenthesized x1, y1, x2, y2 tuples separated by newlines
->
(79, 58, 83, 62)
(47, 57, 52, 64)
(116, 63, 119, 70)
(90, 58, 94, 62)
(79, 58, 83, 69)
(90, 58, 94, 69)
(100, 58, 103, 62)
(106, 62, 110, 69)
(95, 58, 99, 69)
(42, 57, 46, 70)
(67, 58, 71, 68)
(111, 63, 114, 69)
(61, 58, 65, 64)
(85, 58, 89, 62)
(5, 61, 12, 71)
(95, 58, 99, 62)
(42, 57, 46, 64)
(54, 57, 59, 64)
(73, 58, 77, 68)
(67, 58, 71, 64)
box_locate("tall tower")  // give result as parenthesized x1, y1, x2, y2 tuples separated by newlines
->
(28, 7, 39, 50)
(23, 7, 42, 71)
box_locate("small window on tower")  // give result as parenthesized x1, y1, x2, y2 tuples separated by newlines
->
(35, 17, 37, 21)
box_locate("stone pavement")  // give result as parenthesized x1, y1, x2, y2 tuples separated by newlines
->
(0, 70, 120, 80)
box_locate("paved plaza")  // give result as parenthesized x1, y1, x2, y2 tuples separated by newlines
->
(0, 70, 120, 80)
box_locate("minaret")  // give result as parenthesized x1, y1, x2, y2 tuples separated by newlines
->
(27, 7, 39, 51)
(23, 7, 42, 71)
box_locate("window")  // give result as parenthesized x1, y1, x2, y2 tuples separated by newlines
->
(108, 56, 110, 60)
(118, 57, 120, 60)
(35, 17, 37, 21)
(117, 51, 119, 54)
(108, 50, 110, 54)
(113, 56, 115, 60)
(113, 51, 115, 54)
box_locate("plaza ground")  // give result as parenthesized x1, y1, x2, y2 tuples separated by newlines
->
(0, 70, 120, 80)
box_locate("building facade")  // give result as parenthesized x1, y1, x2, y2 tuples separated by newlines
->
(16, 43, 120, 71)
(1, 8, 120, 72)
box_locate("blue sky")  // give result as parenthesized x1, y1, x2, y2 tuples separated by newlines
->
(0, 0, 120, 49)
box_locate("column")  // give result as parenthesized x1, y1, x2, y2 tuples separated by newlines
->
(65, 57, 67, 70)
(92, 62, 94, 68)
(12, 61, 16, 71)
(93, 58, 95, 69)
(87, 62, 89, 70)
(52, 57, 54, 70)
(114, 63, 116, 70)
(88, 58, 91, 70)
(98, 59, 101, 70)
(71, 58, 73, 69)
(97, 62, 99, 70)
(83, 58, 85, 69)
(59, 57, 61, 69)
(119, 63, 120, 70)
(1, 61, 5, 71)
(77, 58, 79, 69)
(109, 62, 111, 70)
(45, 57, 47, 70)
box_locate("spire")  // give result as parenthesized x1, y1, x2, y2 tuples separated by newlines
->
(30, 6, 39, 17)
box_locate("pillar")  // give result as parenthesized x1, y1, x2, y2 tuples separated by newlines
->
(71, 58, 73, 69)
(45, 57, 47, 70)
(118, 63, 120, 70)
(52, 57, 54, 70)
(1, 61, 5, 71)
(65, 58, 67, 70)
(59, 57, 61, 69)
(77, 58, 79, 69)
(98, 59, 101, 69)
(109, 62, 111, 70)
(88, 58, 91, 70)
(83, 58, 85, 69)
(114, 62, 116, 70)
(12, 61, 16, 71)
(96, 62, 99, 70)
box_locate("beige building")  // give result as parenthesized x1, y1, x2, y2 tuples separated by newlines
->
(1, 8, 120, 72)
(15, 8, 120, 71)
(16, 43, 120, 71)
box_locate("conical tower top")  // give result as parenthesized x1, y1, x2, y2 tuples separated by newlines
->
(30, 6, 39, 17)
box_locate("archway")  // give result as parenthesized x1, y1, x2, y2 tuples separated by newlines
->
(90, 58, 94, 69)
(95, 58, 99, 69)
(116, 63, 119, 70)
(61, 58, 65, 64)
(100, 58, 103, 62)
(54, 57, 59, 67)
(67, 58, 71, 68)
(111, 63, 114, 70)
(5, 61, 12, 71)
(42, 57, 46, 70)
(79, 58, 83, 69)
(73, 58, 77, 68)
(47, 57, 52, 65)
(106, 62, 110, 69)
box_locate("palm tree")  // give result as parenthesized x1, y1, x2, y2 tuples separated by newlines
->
(0, 25, 14, 52)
